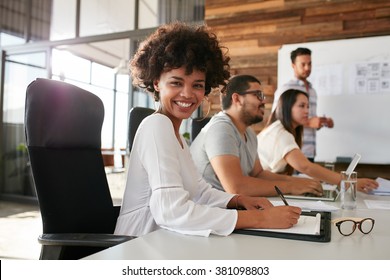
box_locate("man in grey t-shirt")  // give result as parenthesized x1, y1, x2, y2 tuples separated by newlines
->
(190, 75, 323, 197)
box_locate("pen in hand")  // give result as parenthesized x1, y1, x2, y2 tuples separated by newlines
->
(275, 186, 289, 206)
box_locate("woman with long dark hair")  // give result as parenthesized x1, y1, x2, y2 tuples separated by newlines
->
(257, 89, 377, 193)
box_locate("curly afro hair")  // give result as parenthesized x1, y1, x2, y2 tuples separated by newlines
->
(130, 21, 231, 100)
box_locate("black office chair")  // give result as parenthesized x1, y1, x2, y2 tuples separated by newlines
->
(25, 78, 135, 260)
(127, 107, 155, 152)
(191, 117, 211, 142)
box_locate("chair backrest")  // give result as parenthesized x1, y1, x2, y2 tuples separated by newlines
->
(128, 107, 155, 152)
(191, 117, 211, 142)
(25, 78, 117, 234)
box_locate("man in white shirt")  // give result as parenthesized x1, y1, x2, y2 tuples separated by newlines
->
(272, 47, 334, 162)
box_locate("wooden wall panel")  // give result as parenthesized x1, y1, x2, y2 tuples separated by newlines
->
(204, 0, 390, 177)
(206, 0, 285, 18)
(204, 0, 390, 128)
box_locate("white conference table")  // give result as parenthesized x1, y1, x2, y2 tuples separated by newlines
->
(84, 193, 390, 260)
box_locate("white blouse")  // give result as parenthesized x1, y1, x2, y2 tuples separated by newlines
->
(115, 114, 237, 237)
(257, 120, 300, 173)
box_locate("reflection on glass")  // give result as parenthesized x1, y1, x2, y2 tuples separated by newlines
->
(0, 32, 25, 47)
(50, 0, 77, 40)
(92, 85, 114, 148)
(115, 91, 129, 148)
(80, 0, 135, 36)
(92, 63, 114, 89)
(3, 60, 47, 123)
(2, 55, 47, 197)
(139, 0, 158, 28)
(6, 52, 46, 68)
(52, 49, 91, 83)
(158, 0, 205, 24)
(116, 74, 130, 92)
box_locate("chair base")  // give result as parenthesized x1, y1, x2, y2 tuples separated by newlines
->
(39, 245, 107, 260)
(38, 233, 135, 260)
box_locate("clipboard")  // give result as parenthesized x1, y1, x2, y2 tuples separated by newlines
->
(234, 211, 331, 243)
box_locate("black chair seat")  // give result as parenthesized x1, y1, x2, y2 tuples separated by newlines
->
(191, 117, 211, 142)
(128, 107, 155, 152)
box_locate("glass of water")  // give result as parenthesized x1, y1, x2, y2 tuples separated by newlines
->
(340, 171, 357, 209)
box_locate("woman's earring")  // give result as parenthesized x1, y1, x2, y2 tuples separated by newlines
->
(153, 91, 160, 102)
(198, 97, 211, 121)
(153, 83, 160, 101)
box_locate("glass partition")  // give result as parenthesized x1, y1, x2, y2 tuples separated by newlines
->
(80, 0, 136, 36)
(1, 0, 205, 200)
(0, 33, 25, 47)
(139, 0, 158, 28)
(115, 75, 131, 149)
(51, 39, 131, 150)
(2, 51, 49, 198)
(50, 0, 77, 40)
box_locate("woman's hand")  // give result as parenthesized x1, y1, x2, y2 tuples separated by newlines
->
(237, 195, 274, 210)
(256, 206, 302, 228)
(236, 205, 302, 229)
(357, 178, 378, 193)
(287, 177, 323, 196)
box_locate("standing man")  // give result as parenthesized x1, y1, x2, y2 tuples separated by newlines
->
(190, 75, 323, 197)
(272, 47, 334, 162)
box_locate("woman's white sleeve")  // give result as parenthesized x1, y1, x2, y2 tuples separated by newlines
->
(137, 116, 237, 236)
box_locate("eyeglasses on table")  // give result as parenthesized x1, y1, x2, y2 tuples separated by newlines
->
(332, 217, 375, 236)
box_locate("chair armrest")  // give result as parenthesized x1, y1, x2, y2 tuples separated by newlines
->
(38, 233, 135, 247)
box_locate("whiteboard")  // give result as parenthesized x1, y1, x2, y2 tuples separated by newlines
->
(278, 36, 390, 164)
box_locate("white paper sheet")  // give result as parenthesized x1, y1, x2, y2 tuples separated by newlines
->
(272, 200, 339, 212)
(364, 200, 390, 210)
(370, 177, 390, 196)
(246, 213, 321, 235)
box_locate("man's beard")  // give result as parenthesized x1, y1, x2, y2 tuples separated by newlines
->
(240, 103, 264, 126)
(298, 71, 310, 80)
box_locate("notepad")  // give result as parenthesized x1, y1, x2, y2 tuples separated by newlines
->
(246, 213, 322, 236)
(364, 200, 390, 210)
(272, 200, 339, 212)
(370, 177, 390, 196)
(234, 211, 331, 242)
